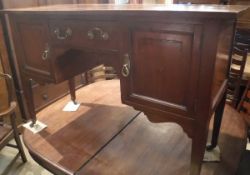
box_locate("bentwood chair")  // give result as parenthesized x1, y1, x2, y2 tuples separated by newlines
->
(0, 72, 27, 163)
(237, 80, 250, 141)
(227, 47, 248, 107)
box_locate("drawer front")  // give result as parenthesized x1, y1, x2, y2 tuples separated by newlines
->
(13, 16, 125, 83)
(33, 81, 68, 111)
(49, 20, 123, 51)
(33, 74, 85, 111)
(15, 18, 53, 81)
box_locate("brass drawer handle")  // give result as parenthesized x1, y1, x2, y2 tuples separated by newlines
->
(54, 27, 72, 40)
(122, 54, 130, 77)
(42, 44, 50, 61)
(87, 27, 109, 41)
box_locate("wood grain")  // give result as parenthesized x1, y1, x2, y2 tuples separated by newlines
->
(78, 104, 247, 175)
(3, 4, 248, 15)
(23, 80, 247, 175)
(23, 80, 140, 174)
(7, 4, 248, 175)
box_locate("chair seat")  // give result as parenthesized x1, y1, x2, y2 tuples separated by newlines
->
(231, 58, 250, 80)
(0, 125, 11, 141)
(0, 72, 27, 163)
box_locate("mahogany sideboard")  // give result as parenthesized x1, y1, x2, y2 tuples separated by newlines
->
(3, 4, 249, 175)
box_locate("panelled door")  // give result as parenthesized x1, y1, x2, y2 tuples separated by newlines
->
(121, 23, 202, 118)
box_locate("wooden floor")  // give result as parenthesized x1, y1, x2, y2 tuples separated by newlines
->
(23, 80, 247, 175)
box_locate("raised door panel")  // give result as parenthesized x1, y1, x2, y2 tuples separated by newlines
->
(15, 18, 52, 81)
(122, 24, 202, 118)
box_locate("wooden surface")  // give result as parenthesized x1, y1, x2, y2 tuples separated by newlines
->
(3, 4, 249, 14)
(23, 80, 247, 175)
(23, 80, 140, 174)
(1, 0, 108, 9)
(173, 0, 220, 4)
(79, 105, 247, 175)
(0, 60, 8, 112)
(7, 4, 245, 175)
(0, 0, 112, 120)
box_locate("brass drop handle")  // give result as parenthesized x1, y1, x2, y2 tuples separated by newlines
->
(87, 27, 109, 41)
(54, 27, 72, 40)
(42, 44, 50, 61)
(122, 54, 130, 77)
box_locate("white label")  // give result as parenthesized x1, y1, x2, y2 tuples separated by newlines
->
(23, 121, 47, 134)
(63, 101, 80, 112)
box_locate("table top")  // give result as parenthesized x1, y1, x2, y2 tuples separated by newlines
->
(23, 80, 247, 175)
(23, 80, 139, 174)
(3, 4, 249, 17)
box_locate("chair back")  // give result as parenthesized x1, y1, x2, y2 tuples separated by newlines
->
(229, 47, 248, 78)
(235, 29, 250, 47)
(0, 72, 13, 112)
(227, 47, 248, 107)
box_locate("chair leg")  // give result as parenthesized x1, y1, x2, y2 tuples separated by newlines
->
(248, 128, 250, 142)
(10, 112, 27, 163)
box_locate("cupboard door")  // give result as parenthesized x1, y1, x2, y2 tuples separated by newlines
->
(16, 18, 52, 81)
(121, 24, 202, 117)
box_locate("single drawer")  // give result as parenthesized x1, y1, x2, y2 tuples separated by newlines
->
(32, 74, 86, 111)
(49, 20, 123, 50)
(33, 81, 69, 111)
(15, 18, 53, 82)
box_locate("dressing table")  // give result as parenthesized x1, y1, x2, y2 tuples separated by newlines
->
(3, 4, 249, 175)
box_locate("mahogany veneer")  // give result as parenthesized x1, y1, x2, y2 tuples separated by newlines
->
(24, 80, 140, 174)
(23, 80, 247, 175)
(4, 4, 250, 175)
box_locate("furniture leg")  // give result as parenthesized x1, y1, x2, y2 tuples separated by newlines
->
(190, 127, 209, 175)
(23, 78, 37, 127)
(248, 127, 250, 142)
(84, 72, 89, 85)
(68, 77, 77, 104)
(207, 94, 226, 150)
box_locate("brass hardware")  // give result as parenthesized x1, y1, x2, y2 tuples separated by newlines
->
(122, 54, 130, 77)
(87, 27, 109, 40)
(42, 44, 50, 61)
(54, 27, 72, 40)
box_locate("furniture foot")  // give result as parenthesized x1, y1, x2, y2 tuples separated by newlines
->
(190, 127, 208, 175)
(207, 94, 226, 151)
